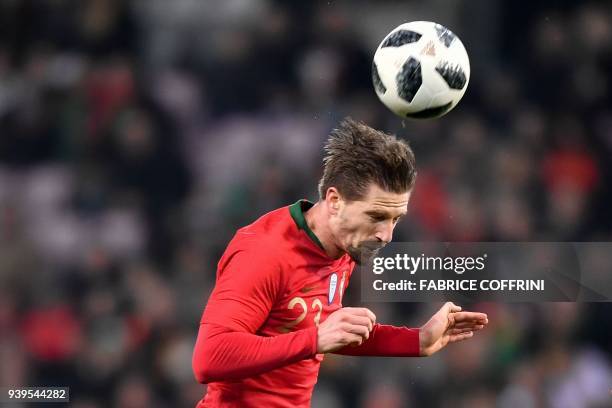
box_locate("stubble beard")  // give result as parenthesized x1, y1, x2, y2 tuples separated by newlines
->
(347, 242, 386, 265)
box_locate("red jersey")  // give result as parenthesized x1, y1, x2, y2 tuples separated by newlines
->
(193, 200, 419, 407)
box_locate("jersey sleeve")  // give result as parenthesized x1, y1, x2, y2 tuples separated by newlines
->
(333, 324, 420, 357)
(193, 247, 318, 383)
(201, 248, 280, 332)
(335, 261, 419, 357)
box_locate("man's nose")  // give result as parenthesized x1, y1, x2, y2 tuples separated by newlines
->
(374, 222, 394, 244)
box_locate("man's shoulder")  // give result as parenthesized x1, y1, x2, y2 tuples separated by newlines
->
(215, 205, 300, 280)
(225, 204, 299, 258)
(237, 205, 297, 242)
(238, 205, 292, 234)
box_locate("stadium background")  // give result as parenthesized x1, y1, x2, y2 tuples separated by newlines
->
(1, 0, 612, 407)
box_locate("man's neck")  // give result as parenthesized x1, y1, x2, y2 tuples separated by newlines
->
(303, 201, 343, 259)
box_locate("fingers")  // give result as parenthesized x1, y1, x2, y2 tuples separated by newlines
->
(451, 311, 488, 324)
(449, 324, 485, 335)
(341, 324, 371, 347)
(449, 331, 473, 342)
(343, 314, 374, 332)
(343, 307, 377, 325)
(344, 322, 371, 339)
(346, 333, 366, 347)
(338, 308, 377, 346)
(444, 302, 462, 313)
(317, 308, 376, 353)
(452, 321, 486, 330)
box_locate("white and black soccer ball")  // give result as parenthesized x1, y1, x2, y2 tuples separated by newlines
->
(372, 21, 470, 119)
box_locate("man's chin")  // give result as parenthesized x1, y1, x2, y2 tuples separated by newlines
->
(349, 252, 363, 265)
(347, 247, 380, 265)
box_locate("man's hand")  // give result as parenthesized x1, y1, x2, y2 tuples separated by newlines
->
(316, 307, 376, 353)
(419, 302, 488, 356)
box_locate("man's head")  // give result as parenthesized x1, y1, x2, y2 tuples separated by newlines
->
(318, 118, 417, 263)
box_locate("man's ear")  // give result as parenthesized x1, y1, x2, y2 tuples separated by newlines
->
(324, 187, 342, 215)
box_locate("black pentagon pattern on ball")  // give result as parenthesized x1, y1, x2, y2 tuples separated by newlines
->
(395, 57, 422, 103)
(435, 61, 467, 90)
(371, 61, 386, 94)
(434, 24, 456, 47)
(406, 102, 453, 119)
(381, 30, 422, 48)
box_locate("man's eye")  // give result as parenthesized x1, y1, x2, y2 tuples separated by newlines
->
(369, 215, 385, 222)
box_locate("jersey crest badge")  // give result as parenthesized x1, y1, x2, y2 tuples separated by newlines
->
(328, 273, 338, 304)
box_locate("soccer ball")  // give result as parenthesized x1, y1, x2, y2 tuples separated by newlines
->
(372, 21, 470, 119)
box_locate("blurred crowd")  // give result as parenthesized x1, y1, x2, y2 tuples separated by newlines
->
(1, 0, 612, 407)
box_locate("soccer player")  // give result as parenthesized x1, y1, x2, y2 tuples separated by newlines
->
(192, 118, 488, 407)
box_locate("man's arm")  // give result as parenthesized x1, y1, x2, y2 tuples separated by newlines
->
(417, 302, 487, 356)
(334, 324, 420, 356)
(333, 302, 488, 357)
(192, 249, 317, 383)
(193, 322, 318, 383)
(192, 249, 373, 383)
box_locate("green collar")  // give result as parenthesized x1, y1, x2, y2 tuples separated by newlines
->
(289, 200, 325, 250)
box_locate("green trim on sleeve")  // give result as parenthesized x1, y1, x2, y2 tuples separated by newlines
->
(289, 200, 325, 250)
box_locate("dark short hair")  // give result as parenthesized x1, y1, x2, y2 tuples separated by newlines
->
(318, 118, 417, 201)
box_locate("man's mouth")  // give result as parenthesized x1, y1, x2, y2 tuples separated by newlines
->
(349, 242, 386, 264)
(360, 242, 386, 253)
